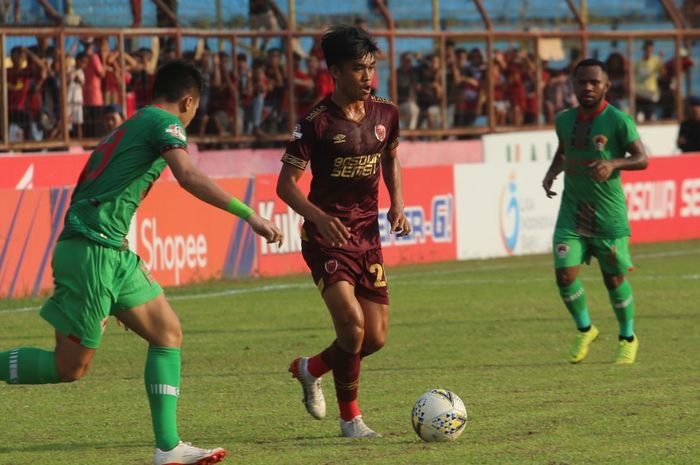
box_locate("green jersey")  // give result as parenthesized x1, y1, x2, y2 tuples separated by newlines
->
(554, 103, 640, 238)
(60, 105, 188, 249)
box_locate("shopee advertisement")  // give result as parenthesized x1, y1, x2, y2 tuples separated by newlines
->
(134, 178, 256, 286)
(254, 166, 457, 277)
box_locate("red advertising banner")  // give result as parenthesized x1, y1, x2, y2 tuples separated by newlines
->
(254, 165, 457, 277)
(0, 178, 255, 298)
(133, 178, 256, 287)
(0, 187, 71, 298)
(0, 153, 88, 189)
(624, 154, 700, 243)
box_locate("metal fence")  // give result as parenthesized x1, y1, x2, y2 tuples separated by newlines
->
(1, 0, 698, 152)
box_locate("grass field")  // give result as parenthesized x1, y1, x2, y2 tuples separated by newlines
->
(1, 239, 699, 465)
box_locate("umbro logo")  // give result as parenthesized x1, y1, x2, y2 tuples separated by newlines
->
(333, 134, 347, 144)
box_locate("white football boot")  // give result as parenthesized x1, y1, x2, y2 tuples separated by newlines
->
(340, 416, 382, 438)
(289, 357, 326, 419)
(153, 441, 226, 465)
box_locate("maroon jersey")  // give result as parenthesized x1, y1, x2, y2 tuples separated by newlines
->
(282, 95, 400, 251)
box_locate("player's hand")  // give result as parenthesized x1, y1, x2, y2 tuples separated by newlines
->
(387, 206, 411, 237)
(247, 213, 284, 247)
(589, 160, 614, 182)
(315, 213, 351, 247)
(542, 172, 558, 198)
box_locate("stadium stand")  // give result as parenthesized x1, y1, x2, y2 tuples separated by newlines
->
(1, 0, 699, 151)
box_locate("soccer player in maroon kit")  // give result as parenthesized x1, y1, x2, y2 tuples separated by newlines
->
(277, 25, 411, 438)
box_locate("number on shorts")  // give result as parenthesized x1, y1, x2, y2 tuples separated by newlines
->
(369, 263, 387, 288)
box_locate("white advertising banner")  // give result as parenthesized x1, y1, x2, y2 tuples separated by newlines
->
(482, 124, 680, 165)
(455, 162, 562, 260)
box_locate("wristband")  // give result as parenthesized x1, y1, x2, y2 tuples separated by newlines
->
(226, 197, 254, 220)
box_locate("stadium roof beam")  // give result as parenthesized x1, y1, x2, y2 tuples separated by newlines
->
(472, 0, 492, 30)
(37, 0, 63, 25)
(151, 0, 179, 27)
(659, 0, 687, 29)
(565, 0, 585, 29)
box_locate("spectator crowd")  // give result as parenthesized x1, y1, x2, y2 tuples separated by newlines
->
(3, 31, 695, 148)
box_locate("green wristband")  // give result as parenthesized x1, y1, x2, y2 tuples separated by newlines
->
(226, 197, 254, 220)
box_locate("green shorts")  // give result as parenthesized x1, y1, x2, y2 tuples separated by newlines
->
(552, 229, 634, 275)
(40, 235, 162, 348)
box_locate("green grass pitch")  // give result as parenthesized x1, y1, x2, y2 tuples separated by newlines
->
(1, 239, 698, 465)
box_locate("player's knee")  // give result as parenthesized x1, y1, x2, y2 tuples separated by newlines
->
(159, 324, 183, 348)
(361, 334, 386, 357)
(338, 324, 365, 353)
(555, 269, 576, 287)
(57, 361, 91, 382)
(603, 275, 625, 290)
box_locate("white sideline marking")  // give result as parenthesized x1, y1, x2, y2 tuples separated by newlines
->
(2, 248, 699, 316)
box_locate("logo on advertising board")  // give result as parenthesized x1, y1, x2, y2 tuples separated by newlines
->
(378, 195, 453, 246)
(499, 174, 521, 255)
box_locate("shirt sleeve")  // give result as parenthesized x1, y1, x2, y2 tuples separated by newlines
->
(282, 119, 314, 170)
(616, 113, 641, 150)
(155, 114, 189, 154)
(387, 104, 400, 150)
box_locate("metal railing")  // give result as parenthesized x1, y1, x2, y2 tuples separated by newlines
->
(1, 0, 697, 152)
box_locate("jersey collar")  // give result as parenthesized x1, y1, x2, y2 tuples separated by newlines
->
(576, 100, 608, 121)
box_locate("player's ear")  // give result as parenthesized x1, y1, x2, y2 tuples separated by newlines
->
(180, 95, 195, 113)
(329, 63, 342, 81)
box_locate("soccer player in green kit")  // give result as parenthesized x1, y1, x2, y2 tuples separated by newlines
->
(542, 58, 648, 364)
(0, 60, 283, 465)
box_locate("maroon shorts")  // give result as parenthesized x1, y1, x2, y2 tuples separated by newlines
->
(301, 245, 389, 305)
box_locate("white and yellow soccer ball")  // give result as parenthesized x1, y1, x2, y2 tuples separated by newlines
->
(411, 389, 468, 442)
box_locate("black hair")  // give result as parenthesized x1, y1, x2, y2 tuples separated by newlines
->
(321, 25, 380, 70)
(574, 58, 608, 76)
(75, 51, 88, 61)
(152, 59, 203, 102)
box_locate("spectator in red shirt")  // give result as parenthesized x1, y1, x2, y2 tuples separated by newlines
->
(307, 54, 334, 106)
(7, 46, 46, 142)
(82, 37, 107, 137)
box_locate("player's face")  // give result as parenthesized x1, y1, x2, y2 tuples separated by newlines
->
(332, 53, 375, 101)
(573, 66, 610, 109)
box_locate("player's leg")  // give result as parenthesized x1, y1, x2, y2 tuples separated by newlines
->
(321, 281, 381, 438)
(595, 237, 638, 364)
(2, 237, 112, 385)
(553, 231, 599, 363)
(114, 252, 225, 464)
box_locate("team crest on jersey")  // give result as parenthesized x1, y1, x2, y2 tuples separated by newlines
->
(289, 124, 302, 141)
(333, 134, 347, 144)
(556, 243, 570, 258)
(592, 134, 608, 151)
(324, 259, 338, 274)
(165, 124, 186, 141)
(374, 124, 386, 142)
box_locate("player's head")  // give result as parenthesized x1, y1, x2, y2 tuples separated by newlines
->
(322, 25, 380, 101)
(152, 59, 203, 127)
(103, 103, 124, 132)
(573, 58, 610, 109)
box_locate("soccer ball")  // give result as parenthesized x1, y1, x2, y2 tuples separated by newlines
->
(411, 389, 468, 442)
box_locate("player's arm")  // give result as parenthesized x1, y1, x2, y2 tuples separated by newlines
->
(542, 139, 565, 198)
(381, 145, 411, 236)
(589, 139, 648, 182)
(276, 163, 350, 247)
(162, 148, 283, 245)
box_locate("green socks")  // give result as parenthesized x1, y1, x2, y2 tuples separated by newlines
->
(559, 278, 592, 330)
(608, 280, 635, 339)
(0, 348, 60, 384)
(145, 346, 182, 451)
